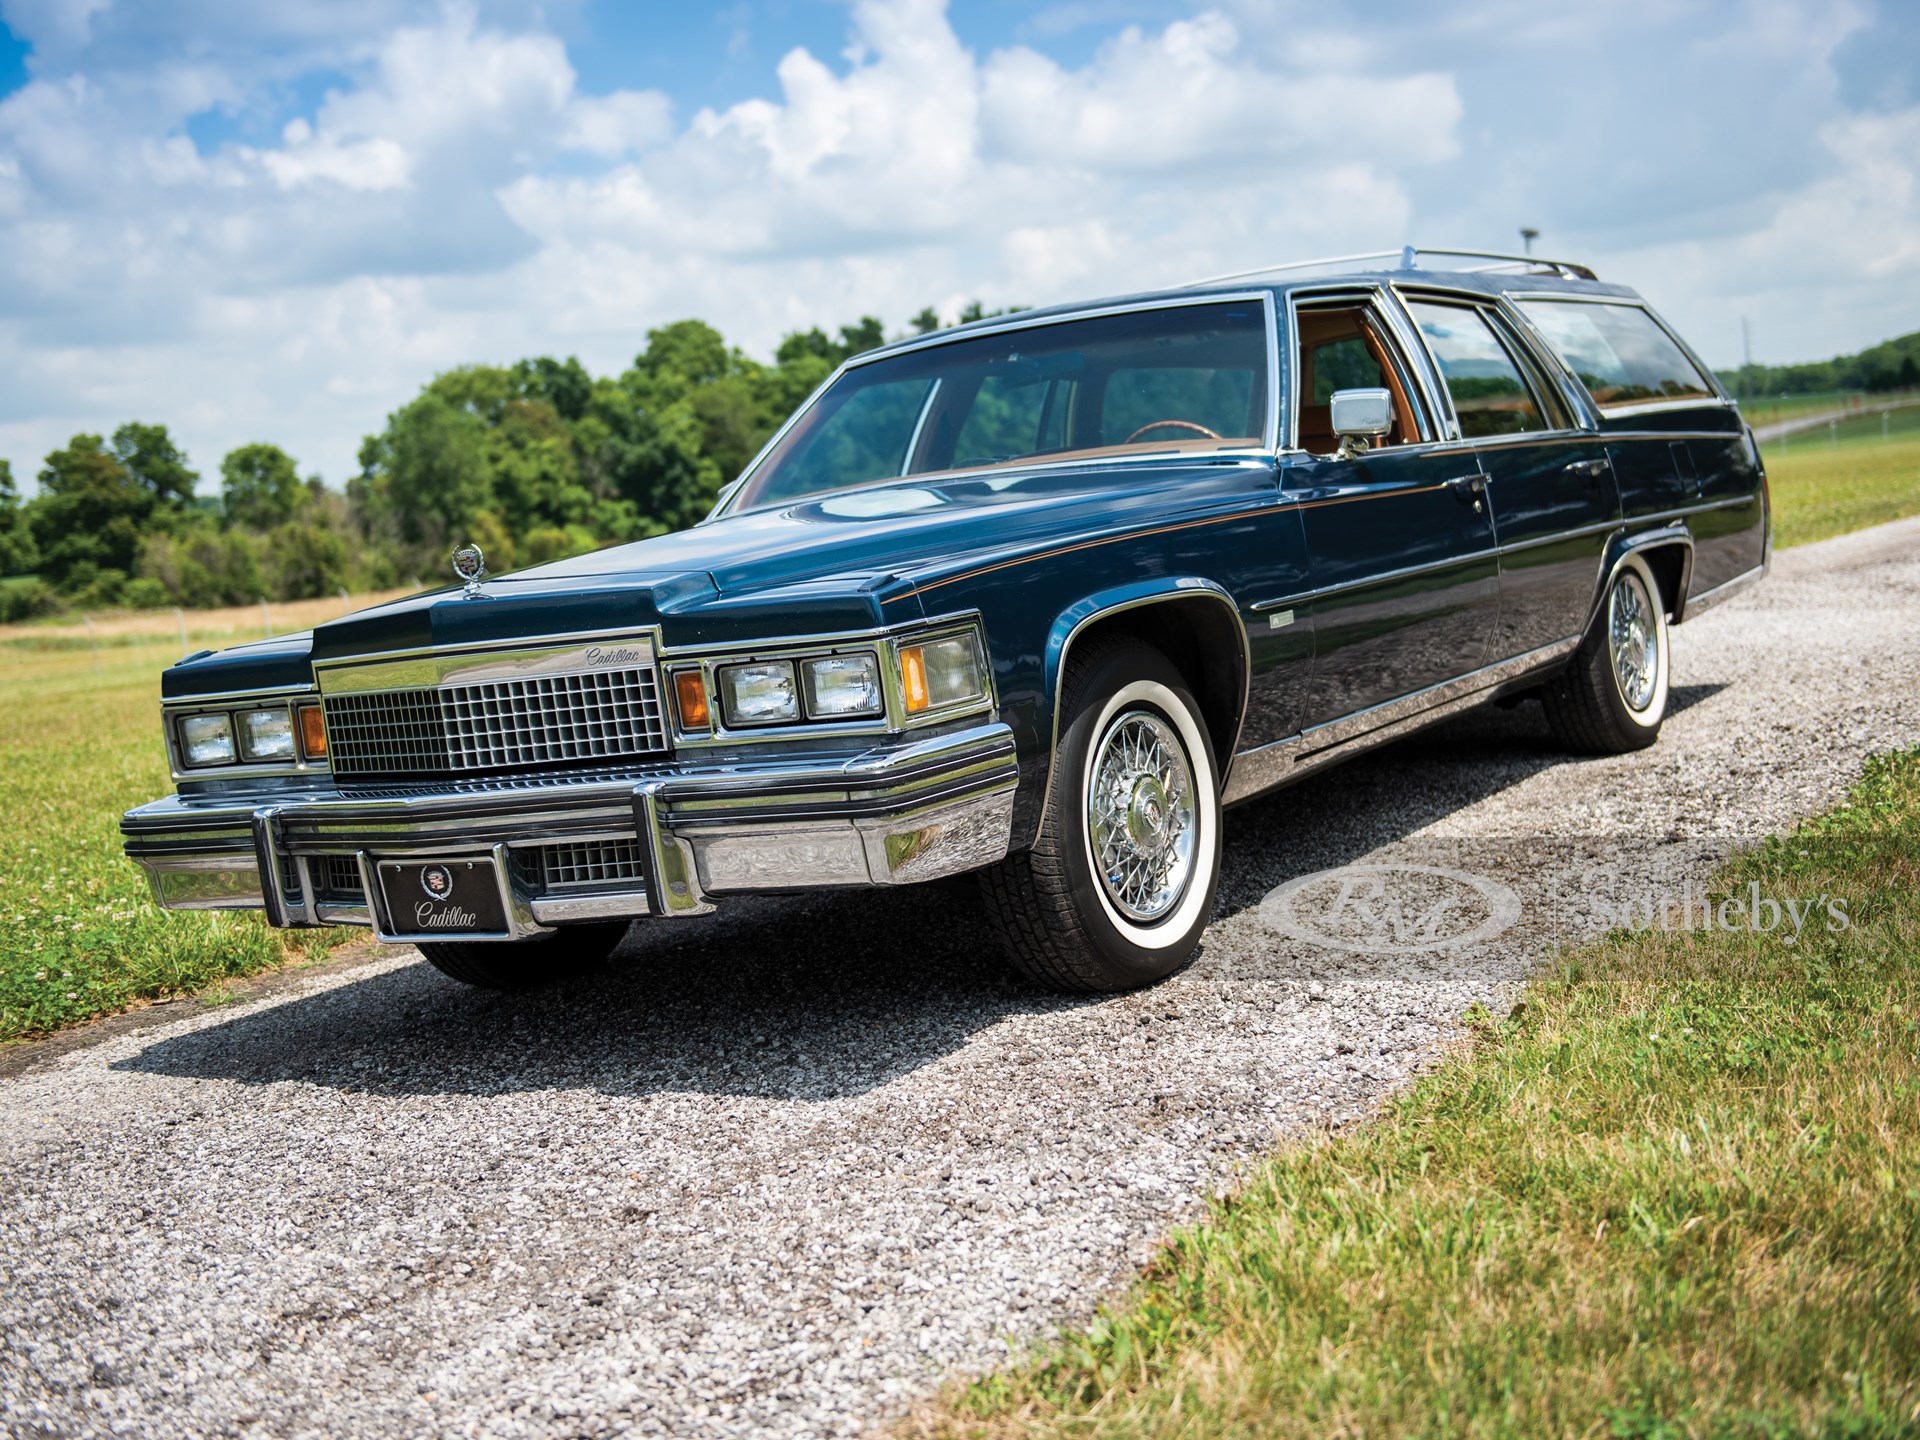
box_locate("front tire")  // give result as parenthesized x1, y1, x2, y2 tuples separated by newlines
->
(1542, 553, 1671, 754)
(418, 921, 629, 989)
(981, 638, 1221, 993)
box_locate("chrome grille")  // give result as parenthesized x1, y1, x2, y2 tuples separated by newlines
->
(316, 854, 365, 900)
(323, 668, 667, 778)
(541, 839, 646, 890)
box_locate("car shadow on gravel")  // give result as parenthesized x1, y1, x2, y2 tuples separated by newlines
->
(116, 879, 1087, 1102)
(117, 686, 1728, 1102)
(1211, 684, 1727, 920)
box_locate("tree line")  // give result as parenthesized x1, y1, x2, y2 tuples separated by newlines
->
(1721, 329, 1920, 399)
(0, 303, 1013, 622)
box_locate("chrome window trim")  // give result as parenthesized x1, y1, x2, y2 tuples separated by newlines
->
(717, 291, 1282, 519)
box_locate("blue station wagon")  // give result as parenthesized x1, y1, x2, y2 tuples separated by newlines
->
(123, 247, 1769, 993)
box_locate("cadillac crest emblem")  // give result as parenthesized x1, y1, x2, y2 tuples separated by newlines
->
(451, 542, 487, 598)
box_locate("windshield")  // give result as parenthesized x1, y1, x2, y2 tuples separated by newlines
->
(733, 300, 1271, 510)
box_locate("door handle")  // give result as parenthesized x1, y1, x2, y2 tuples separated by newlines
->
(1563, 459, 1609, 481)
(1443, 472, 1489, 500)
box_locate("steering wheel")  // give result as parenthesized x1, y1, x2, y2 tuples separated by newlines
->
(1123, 418, 1222, 444)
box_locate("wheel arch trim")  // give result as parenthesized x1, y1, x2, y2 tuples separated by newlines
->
(1034, 579, 1250, 841)
(1591, 525, 1693, 631)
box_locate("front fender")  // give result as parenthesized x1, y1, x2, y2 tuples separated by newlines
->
(1020, 576, 1249, 849)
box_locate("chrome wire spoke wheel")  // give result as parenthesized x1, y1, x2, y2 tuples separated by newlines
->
(1085, 709, 1197, 923)
(1608, 569, 1659, 712)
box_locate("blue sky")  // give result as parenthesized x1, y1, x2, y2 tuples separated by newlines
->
(1, 0, 1915, 490)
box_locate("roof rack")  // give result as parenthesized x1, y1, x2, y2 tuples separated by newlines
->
(1183, 245, 1598, 288)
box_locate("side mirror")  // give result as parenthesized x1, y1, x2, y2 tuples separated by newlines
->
(1330, 388, 1392, 441)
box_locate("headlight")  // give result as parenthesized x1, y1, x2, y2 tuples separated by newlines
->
(899, 633, 986, 713)
(801, 654, 883, 718)
(179, 713, 236, 767)
(238, 707, 296, 762)
(717, 660, 799, 726)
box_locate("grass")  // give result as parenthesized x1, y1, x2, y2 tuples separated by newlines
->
(0, 602, 392, 1042)
(910, 749, 1920, 1440)
(1768, 431, 1920, 549)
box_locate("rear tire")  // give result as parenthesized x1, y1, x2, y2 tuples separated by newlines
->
(417, 921, 629, 989)
(981, 638, 1221, 993)
(1542, 553, 1671, 754)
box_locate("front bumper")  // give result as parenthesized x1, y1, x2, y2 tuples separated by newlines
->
(121, 722, 1018, 942)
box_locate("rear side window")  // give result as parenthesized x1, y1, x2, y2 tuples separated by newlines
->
(1519, 301, 1717, 412)
(1405, 300, 1548, 439)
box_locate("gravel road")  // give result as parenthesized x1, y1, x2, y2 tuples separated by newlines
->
(5, 516, 1919, 1440)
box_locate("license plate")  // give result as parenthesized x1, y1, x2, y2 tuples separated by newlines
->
(374, 856, 510, 938)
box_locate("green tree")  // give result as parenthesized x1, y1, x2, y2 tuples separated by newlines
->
(110, 422, 198, 509)
(220, 443, 304, 530)
(352, 388, 492, 554)
(30, 434, 152, 592)
(263, 519, 349, 599)
(0, 460, 38, 576)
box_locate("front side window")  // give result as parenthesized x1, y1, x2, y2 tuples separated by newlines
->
(1292, 302, 1428, 454)
(736, 301, 1269, 509)
(1519, 300, 1717, 412)
(1405, 299, 1550, 439)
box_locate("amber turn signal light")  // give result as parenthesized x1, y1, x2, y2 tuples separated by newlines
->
(296, 704, 328, 760)
(675, 670, 712, 729)
(900, 646, 930, 713)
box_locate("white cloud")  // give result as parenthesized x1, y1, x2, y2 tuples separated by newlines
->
(0, 0, 1915, 491)
(980, 12, 1458, 173)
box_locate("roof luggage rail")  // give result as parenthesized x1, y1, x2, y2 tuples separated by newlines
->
(1183, 245, 1598, 288)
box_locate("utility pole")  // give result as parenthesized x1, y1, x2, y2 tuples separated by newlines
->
(1519, 227, 1539, 255)
(1741, 317, 1754, 400)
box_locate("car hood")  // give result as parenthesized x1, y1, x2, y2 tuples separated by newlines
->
(166, 456, 1266, 694)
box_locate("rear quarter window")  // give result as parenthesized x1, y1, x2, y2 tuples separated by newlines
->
(1520, 301, 1718, 412)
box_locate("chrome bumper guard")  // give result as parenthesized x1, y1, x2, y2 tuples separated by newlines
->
(122, 722, 1019, 942)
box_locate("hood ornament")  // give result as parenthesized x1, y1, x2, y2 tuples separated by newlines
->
(451, 542, 487, 599)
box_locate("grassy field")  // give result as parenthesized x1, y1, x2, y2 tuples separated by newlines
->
(913, 748, 1920, 1439)
(1766, 418, 1920, 548)
(0, 593, 407, 1042)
